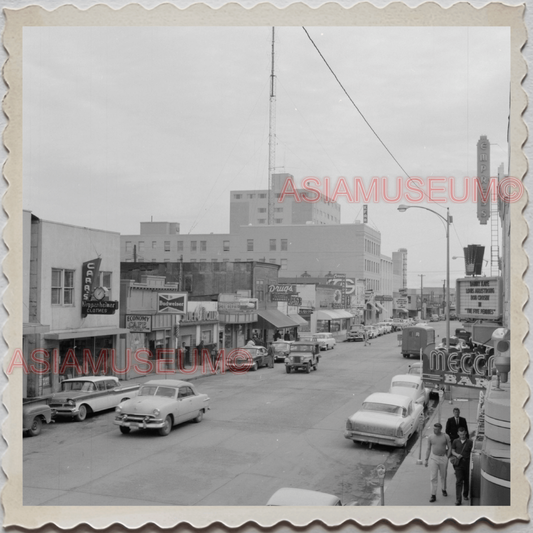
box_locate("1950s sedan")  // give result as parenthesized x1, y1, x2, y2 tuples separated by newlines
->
(114, 379, 210, 436)
(23, 400, 54, 437)
(389, 374, 429, 407)
(48, 376, 140, 421)
(344, 392, 424, 448)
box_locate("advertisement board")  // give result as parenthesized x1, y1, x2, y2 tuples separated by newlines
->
(456, 277, 502, 320)
(126, 314, 152, 332)
(158, 293, 187, 314)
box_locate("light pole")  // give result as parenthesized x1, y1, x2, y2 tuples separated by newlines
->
(398, 205, 452, 356)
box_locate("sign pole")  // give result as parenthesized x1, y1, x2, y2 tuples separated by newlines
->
(376, 464, 386, 506)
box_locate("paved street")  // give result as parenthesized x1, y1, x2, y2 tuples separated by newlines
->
(24, 322, 458, 506)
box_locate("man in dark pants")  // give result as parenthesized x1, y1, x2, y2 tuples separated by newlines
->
(450, 427, 473, 505)
(445, 407, 469, 443)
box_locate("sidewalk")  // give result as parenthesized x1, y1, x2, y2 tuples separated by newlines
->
(385, 386, 480, 506)
(124, 363, 223, 386)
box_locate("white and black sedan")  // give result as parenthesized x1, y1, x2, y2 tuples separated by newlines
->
(114, 379, 210, 436)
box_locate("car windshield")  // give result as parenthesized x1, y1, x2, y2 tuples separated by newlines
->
(291, 344, 314, 352)
(138, 385, 177, 399)
(392, 381, 418, 389)
(362, 401, 406, 417)
(61, 381, 95, 392)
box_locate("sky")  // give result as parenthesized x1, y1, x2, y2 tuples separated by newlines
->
(22, 25, 511, 287)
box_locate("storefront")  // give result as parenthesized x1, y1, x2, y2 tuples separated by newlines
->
(218, 294, 258, 350)
(257, 309, 300, 343)
(315, 309, 353, 334)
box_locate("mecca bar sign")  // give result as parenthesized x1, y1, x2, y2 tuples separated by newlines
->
(455, 277, 502, 320)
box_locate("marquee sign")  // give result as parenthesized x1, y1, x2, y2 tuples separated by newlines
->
(456, 277, 502, 320)
(477, 135, 491, 225)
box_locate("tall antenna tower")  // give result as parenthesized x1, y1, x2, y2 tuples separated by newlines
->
(267, 27, 277, 225)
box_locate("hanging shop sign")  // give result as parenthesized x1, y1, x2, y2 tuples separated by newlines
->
(126, 314, 152, 333)
(456, 277, 502, 320)
(158, 293, 187, 314)
(82, 300, 119, 315)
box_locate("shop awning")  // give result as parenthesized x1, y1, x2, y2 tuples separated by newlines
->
(397, 308, 409, 314)
(375, 302, 386, 313)
(257, 310, 299, 328)
(330, 310, 354, 319)
(316, 310, 338, 320)
(366, 302, 378, 312)
(44, 327, 130, 340)
(288, 313, 308, 326)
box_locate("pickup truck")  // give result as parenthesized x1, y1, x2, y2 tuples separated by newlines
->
(23, 399, 54, 437)
(346, 326, 364, 342)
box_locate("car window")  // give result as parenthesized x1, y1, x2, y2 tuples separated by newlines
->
(157, 387, 177, 398)
(95, 381, 106, 391)
(81, 382, 96, 392)
(362, 402, 404, 416)
(392, 381, 417, 389)
(106, 380, 117, 390)
(139, 385, 158, 396)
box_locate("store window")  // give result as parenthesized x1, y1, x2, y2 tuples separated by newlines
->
(52, 268, 75, 305)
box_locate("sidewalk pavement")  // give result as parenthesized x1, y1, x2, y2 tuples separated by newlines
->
(124, 363, 222, 386)
(385, 386, 480, 506)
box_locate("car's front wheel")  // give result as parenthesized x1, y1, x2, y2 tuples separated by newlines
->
(27, 416, 42, 437)
(75, 405, 88, 422)
(194, 410, 204, 423)
(158, 415, 172, 436)
(119, 426, 130, 435)
(251, 362, 258, 372)
(305, 363, 311, 374)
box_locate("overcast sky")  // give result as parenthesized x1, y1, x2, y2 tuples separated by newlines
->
(22, 25, 511, 287)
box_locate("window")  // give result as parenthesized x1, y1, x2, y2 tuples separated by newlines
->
(234, 258, 241, 262)
(274, 207, 283, 212)
(258, 208, 266, 213)
(138, 241, 145, 252)
(269, 259, 277, 264)
(97, 271, 113, 300)
(275, 193, 281, 198)
(223, 240, 230, 252)
(125, 241, 132, 253)
(270, 239, 276, 251)
(255, 279, 265, 302)
(164, 241, 170, 252)
(211, 259, 218, 262)
(191, 241, 197, 252)
(275, 218, 283, 224)
(164, 258, 170, 262)
(52, 268, 74, 305)
(281, 239, 288, 251)
(177, 241, 183, 251)
(247, 239, 254, 252)
(223, 258, 230, 262)
(234, 194, 242, 199)
(258, 219, 266, 224)
(152, 241, 157, 249)
(280, 259, 288, 270)
(200, 259, 207, 262)
(259, 193, 266, 198)
(200, 241, 207, 252)
(248, 194, 255, 199)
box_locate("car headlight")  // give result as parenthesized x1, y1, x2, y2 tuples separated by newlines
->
(67, 399, 75, 406)
(396, 427, 404, 438)
(153, 408, 160, 416)
(115, 405, 122, 413)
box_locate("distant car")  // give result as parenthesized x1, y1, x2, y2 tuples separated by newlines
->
(114, 379, 210, 436)
(233, 343, 274, 371)
(436, 336, 469, 351)
(407, 362, 440, 401)
(346, 326, 364, 342)
(439, 314, 446, 321)
(271, 340, 293, 362)
(364, 325, 377, 339)
(344, 392, 424, 448)
(315, 332, 336, 350)
(389, 374, 429, 406)
(23, 401, 54, 437)
(49, 376, 140, 422)
(285, 341, 320, 373)
(266, 487, 357, 506)
(455, 328, 472, 343)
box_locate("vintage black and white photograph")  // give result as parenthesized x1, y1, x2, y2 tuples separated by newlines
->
(2, 1, 529, 529)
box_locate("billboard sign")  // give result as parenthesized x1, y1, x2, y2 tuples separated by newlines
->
(158, 293, 187, 314)
(456, 277, 502, 320)
(126, 314, 152, 332)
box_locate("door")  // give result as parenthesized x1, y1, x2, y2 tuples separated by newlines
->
(177, 386, 196, 422)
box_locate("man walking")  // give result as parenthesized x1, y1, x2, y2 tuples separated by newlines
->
(451, 427, 473, 505)
(363, 328, 371, 346)
(266, 342, 275, 368)
(425, 422, 451, 502)
(446, 407, 469, 443)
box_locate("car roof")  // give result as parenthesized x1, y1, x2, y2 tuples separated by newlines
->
(391, 374, 422, 385)
(266, 488, 341, 506)
(364, 392, 413, 407)
(291, 341, 318, 345)
(61, 376, 117, 383)
(143, 379, 193, 388)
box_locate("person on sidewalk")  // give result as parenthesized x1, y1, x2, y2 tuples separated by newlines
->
(425, 422, 451, 502)
(363, 329, 371, 346)
(266, 342, 275, 368)
(445, 407, 469, 443)
(450, 427, 473, 505)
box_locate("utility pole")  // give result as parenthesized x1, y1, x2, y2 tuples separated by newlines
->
(267, 27, 276, 225)
(418, 274, 424, 320)
(442, 279, 446, 316)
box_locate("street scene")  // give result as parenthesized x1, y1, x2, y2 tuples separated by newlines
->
(11, 11, 521, 527)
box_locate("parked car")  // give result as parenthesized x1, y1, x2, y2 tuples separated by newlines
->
(23, 400, 54, 437)
(407, 362, 440, 401)
(233, 344, 274, 371)
(430, 314, 439, 322)
(315, 332, 336, 350)
(389, 374, 429, 406)
(271, 340, 293, 362)
(344, 392, 424, 448)
(266, 487, 356, 506)
(436, 336, 469, 351)
(114, 379, 210, 436)
(363, 325, 377, 339)
(285, 341, 320, 373)
(49, 376, 140, 421)
(346, 325, 365, 342)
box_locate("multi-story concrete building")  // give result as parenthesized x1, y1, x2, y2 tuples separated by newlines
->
(392, 248, 408, 293)
(229, 173, 341, 232)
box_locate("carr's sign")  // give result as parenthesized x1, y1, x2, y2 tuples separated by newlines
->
(126, 314, 152, 332)
(158, 293, 187, 314)
(456, 277, 502, 320)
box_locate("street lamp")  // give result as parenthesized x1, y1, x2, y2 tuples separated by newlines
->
(398, 204, 452, 356)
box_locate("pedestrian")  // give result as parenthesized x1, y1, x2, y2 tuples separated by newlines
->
(274, 329, 282, 341)
(450, 427, 473, 505)
(445, 407, 469, 443)
(363, 328, 371, 346)
(424, 422, 451, 502)
(196, 340, 204, 363)
(266, 342, 275, 368)
(284, 331, 291, 341)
